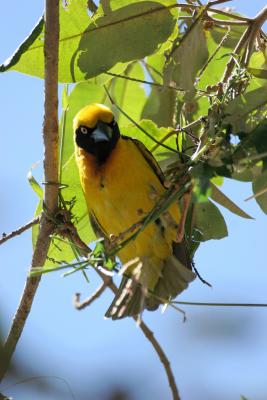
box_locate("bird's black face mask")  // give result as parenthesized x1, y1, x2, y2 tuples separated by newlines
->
(75, 119, 120, 164)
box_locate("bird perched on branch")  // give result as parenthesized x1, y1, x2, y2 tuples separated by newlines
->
(73, 103, 195, 319)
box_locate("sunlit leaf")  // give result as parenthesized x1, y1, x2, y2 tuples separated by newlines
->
(210, 182, 253, 219)
(193, 200, 228, 242)
(1, 0, 176, 83)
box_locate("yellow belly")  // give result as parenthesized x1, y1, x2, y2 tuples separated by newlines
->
(75, 137, 181, 288)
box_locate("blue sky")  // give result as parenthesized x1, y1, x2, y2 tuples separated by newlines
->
(0, 1, 267, 399)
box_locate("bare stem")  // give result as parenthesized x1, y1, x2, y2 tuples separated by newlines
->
(222, 5, 267, 83)
(0, 217, 40, 246)
(67, 230, 180, 400)
(0, 0, 59, 382)
(137, 320, 181, 400)
(73, 284, 107, 310)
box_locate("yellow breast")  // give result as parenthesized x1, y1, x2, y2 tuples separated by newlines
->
(75, 137, 181, 288)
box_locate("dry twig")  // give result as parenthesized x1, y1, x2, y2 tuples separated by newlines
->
(74, 284, 108, 310)
(65, 228, 181, 400)
(0, 217, 40, 246)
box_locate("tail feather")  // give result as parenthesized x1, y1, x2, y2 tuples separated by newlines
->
(105, 277, 145, 319)
(105, 240, 196, 320)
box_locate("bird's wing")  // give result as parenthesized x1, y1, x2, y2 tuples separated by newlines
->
(122, 136, 165, 186)
(89, 211, 108, 239)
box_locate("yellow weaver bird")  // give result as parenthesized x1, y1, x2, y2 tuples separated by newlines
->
(74, 103, 195, 319)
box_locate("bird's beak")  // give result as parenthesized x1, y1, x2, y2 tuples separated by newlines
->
(91, 128, 110, 143)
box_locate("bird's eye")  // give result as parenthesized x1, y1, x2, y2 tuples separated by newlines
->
(80, 126, 88, 135)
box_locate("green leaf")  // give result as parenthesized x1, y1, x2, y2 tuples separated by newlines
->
(60, 82, 107, 166)
(109, 62, 146, 127)
(223, 84, 267, 133)
(1, 0, 176, 83)
(252, 170, 267, 214)
(192, 163, 214, 203)
(32, 200, 42, 249)
(0, 16, 44, 72)
(27, 168, 43, 199)
(197, 23, 244, 90)
(210, 182, 253, 219)
(248, 67, 267, 79)
(193, 200, 228, 242)
(234, 120, 267, 172)
(125, 119, 174, 154)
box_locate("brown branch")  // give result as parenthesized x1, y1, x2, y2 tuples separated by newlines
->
(222, 5, 267, 83)
(73, 284, 107, 310)
(0, 0, 59, 382)
(87, 0, 97, 13)
(137, 319, 180, 400)
(0, 217, 40, 246)
(208, 0, 230, 5)
(176, 188, 192, 243)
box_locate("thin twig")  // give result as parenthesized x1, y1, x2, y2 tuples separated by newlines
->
(0, 217, 40, 246)
(105, 71, 186, 92)
(207, 15, 250, 26)
(87, 0, 97, 13)
(173, 301, 267, 307)
(0, 0, 59, 382)
(209, 0, 231, 5)
(68, 230, 180, 400)
(137, 320, 180, 400)
(221, 25, 252, 83)
(150, 117, 203, 153)
(104, 86, 180, 154)
(73, 283, 107, 310)
(176, 188, 192, 243)
(197, 26, 231, 81)
(222, 5, 267, 83)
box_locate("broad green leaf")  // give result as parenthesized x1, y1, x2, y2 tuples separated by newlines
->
(252, 170, 267, 214)
(193, 200, 228, 242)
(211, 176, 224, 186)
(125, 119, 175, 154)
(60, 82, 107, 165)
(234, 120, 267, 171)
(248, 67, 267, 79)
(210, 182, 253, 219)
(172, 22, 209, 98)
(141, 53, 175, 127)
(1, 0, 176, 83)
(76, 1, 176, 81)
(197, 23, 244, 90)
(223, 84, 267, 133)
(109, 62, 146, 127)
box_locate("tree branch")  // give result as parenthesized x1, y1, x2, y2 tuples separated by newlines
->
(73, 284, 107, 310)
(0, 0, 59, 382)
(0, 217, 40, 246)
(137, 320, 180, 400)
(222, 5, 267, 83)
